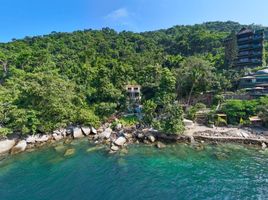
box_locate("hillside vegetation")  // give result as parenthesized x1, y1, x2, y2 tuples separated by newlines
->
(0, 21, 267, 135)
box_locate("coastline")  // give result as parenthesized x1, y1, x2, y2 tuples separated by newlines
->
(0, 123, 267, 158)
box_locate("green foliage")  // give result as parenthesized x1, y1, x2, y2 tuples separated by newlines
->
(143, 100, 185, 134)
(257, 97, 268, 126)
(142, 100, 157, 125)
(157, 103, 185, 134)
(0, 70, 99, 134)
(94, 102, 117, 119)
(174, 56, 216, 103)
(220, 99, 258, 125)
(215, 116, 227, 127)
(0, 21, 266, 135)
(118, 115, 139, 126)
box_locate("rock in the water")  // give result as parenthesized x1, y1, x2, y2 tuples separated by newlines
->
(81, 127, 91, 136)
(64, 148, 75, 156)
(54, 145, 66, 153)
(148, 135, 156, 143)
(143, 139, 150, 144)
(0, 139, 16, 154)
(91, 127, 97, 135)
(156, 141, 166, 149)
(72, 127, 84, 138)
(114, 137, 127, 146)
(195, 144, 204, 151)
(26, 135, 36, 144)
(110, 145, 119, 151)
(99, 128, 112, 139)
(52, 133, 63, 141)
(189, 136, 195, 144)
(11, 140, 27, 154)
(262, 142, 267, 150)
(53, 129, 67, 137)
(86, 146, 104, 153)
(35, 135, 49, 142)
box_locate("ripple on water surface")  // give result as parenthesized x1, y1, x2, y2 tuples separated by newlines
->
(0, 141, 267, 200)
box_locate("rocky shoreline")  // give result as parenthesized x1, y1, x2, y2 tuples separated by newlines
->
(0, 122, 268, 157)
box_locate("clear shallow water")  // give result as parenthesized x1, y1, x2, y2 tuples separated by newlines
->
(0, 140, 267, 200)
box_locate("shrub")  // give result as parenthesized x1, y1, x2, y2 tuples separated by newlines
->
(220, 99, 258, 125)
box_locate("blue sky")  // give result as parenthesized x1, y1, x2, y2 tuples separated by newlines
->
(1, 0, 268, 42)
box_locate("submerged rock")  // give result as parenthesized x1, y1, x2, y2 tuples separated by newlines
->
(54, 144, 67, 153)
(64, 148, 75, 156)
(214, 152, 228, 160)
(11, 140, 27, 154)
(194, 144, 204, 151)
(110, 145, 119, 151)
(0, 140, 16, 154)
(114, 137, 127, 146)
(156, 141, 166, 149)
(86, 146, 104, 153)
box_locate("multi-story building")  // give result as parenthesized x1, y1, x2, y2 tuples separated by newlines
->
(239, 68, 268, 96)
(225, 28, 265, 69)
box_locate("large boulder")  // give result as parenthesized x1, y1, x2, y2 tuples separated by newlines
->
(81, 127, 91, 136)
(99, 128, 112, 139)
(52, 133, 63, 141)
(0, 139, 16, 154)
(114, 137, 127, 146)
(53, 129, 67, 137)
(35, 135, 49, 142)
(72, 127, 84, 139)
(262, 142, 267, 150)
(11, 140, 27, 154)
(91, 127, 97, 135)
(26, 135, 37, 144)
(148, 135, 156, 143)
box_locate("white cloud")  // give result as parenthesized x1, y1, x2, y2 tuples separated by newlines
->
(105, 8, 129, 21)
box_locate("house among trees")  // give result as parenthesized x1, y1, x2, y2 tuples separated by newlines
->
(125, 85, 142, 113)
(225, 28, 265, 68)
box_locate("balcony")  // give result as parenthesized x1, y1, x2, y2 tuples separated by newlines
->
(238, 44, 252, 50)
(238, 36, 252, 42)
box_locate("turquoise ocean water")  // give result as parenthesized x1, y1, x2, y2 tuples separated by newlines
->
(0, 140, 267, 200)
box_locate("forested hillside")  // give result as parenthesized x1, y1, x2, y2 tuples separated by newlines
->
(0, 21, 267, 135)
